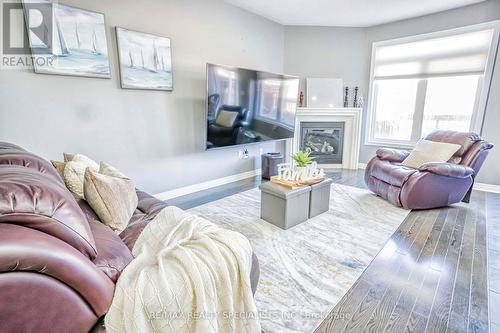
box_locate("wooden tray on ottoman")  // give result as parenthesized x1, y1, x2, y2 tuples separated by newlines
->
(270, 176, 325, 189)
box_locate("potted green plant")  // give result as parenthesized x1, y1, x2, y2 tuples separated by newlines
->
(292, 150, 314, 168)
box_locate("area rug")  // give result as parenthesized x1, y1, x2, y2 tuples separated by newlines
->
(188, 183, 409, 333)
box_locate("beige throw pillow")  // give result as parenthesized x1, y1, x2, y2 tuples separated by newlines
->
(215, 110, 238, 128)
(51, 160, 66, 179)
(63, 154, 99, 200)
(84, 162, 138, 233)
(402, 139, 461, 169)
(63, 153, 75, 163)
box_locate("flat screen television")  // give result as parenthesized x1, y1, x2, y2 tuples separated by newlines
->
(205, 63, 299, 149)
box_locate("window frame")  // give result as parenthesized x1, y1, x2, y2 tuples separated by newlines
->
(365, 21, 500, 149)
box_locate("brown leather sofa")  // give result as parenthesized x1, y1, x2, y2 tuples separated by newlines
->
(0, 142, 259, 333)
(365, 130, 493, 210)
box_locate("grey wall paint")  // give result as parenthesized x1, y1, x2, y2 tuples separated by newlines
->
(0, 0, 286, 194)
(2, 0, 499, 193)
(284, 26, 367, 100)
(284, 0, 500, 185)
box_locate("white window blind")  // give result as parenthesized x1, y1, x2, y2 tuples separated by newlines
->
(366, 22, 499, 147)
(373, 29, 495, 79)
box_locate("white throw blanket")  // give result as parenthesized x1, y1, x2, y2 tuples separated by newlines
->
(105, 206, 260, 333)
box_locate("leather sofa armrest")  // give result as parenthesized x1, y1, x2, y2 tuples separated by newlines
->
(418, 162, 474, 179)
(136, 189, 169, 215)
(0, 224, 114, 317)
(376, 148, 410, 163)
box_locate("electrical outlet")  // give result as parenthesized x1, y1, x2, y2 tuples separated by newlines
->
(238, 148, 249, 159)
(259, 148, 264, 155)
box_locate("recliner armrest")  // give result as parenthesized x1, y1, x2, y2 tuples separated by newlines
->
(418, 162, 474, 179)
(376, 148, 410, 163)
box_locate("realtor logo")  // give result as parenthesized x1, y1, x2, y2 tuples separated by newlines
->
(2, 0, 54, 68)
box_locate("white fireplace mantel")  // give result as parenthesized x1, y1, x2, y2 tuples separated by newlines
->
(291, 107, 362, 170)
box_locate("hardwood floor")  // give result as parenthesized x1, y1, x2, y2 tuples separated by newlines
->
(167, 170, 497, 333)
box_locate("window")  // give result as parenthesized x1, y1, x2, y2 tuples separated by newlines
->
(256, 78, 298, 128)
(366, 22, 499, 147)
(215, 67, 239, 106)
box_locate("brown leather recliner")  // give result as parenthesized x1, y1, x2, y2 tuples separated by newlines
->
(0, 142, 259, 333)
(365, 130, 493, 210)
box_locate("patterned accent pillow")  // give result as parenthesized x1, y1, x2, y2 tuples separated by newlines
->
(84, 162, 138, 234)
(63, 154, 99, 199)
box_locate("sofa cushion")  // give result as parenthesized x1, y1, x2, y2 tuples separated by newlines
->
(77, 199, 133, 283)
(120, 190, 169, 251)
(370, 159, 418, 187)
(88, 219, 133, 282)
(119, 211, 151, 251)
(0, 165, 97, 259)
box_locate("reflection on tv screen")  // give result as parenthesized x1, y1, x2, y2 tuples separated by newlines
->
(206, 64, 299, 149)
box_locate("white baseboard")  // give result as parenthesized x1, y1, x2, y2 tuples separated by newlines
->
(474, 182, 500, 194)
(155, 169, 262, 201)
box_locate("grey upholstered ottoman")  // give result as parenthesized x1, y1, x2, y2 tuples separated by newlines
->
(309, 178, 333, 218)
(259, 182, 311, 229)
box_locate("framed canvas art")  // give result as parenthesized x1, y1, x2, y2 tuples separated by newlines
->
(24, 3, 111, 78)
(116, 27, 173, 91)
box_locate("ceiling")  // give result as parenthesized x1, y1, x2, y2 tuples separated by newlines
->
(223, 0, 487, 27)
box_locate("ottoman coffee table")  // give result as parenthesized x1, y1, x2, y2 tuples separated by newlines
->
(259, 182, 311, 230)
(259, 178, 333, 230)
(309, 178, 333, 218)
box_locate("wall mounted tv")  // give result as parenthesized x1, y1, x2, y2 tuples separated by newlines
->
(206, 63, 299, 150)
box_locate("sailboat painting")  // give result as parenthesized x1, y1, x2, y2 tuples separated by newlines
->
(116, 28, 173, 91)
(29, 4, 110, 78)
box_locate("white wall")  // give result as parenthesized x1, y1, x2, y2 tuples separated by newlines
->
(284, 0, 500, 185)
(0, 0, 285, 194)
